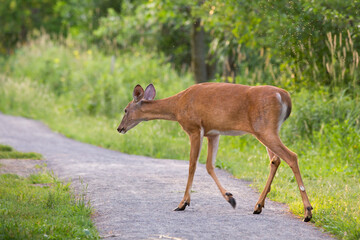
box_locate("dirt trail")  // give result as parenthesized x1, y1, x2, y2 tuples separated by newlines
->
(0, 113, 333, 240)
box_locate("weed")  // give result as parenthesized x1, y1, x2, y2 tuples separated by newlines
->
(0, 145, 13, 152)
(0, 144, 43, 160)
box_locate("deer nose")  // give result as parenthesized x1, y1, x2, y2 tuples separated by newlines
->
(117, 127, 125, 133)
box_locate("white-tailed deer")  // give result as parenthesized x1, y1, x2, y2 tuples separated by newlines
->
(117, 83, 313, 222)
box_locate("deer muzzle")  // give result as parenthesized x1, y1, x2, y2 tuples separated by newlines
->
(117, 126, 126, 134)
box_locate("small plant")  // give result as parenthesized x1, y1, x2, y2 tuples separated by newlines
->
(0, 144, 43, 159)
(0, 145, 13, 152)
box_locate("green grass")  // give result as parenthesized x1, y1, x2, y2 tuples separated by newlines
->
(0, 145, 13, 152)
(0, 37, 359, 239)
(0, 173, 99, 239)
(0, 146, 99, 239)
(0, 144, 43, 159)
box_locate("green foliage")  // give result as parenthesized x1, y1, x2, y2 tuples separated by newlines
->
(93, 3, 156, 50)
(93, 0, 360, 90)
(0, 0, 123, 53)
(0, 0, 62, 53)
(279, 89, 360, 138)
(0, 145, 13, 152)
(1, 35, 193, 118)
(0, 144, 43, 160)
(0, 172, 98, 239)
(2, 0, 359, 90)
(93, 0, 193, 68)
(197, 0, 360, 89)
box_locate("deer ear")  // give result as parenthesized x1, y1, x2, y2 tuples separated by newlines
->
(144, 84, 156, 100)
(133, 85, 144, 103)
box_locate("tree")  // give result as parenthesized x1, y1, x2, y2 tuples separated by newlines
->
(0, 0, 123, 54)
(191, 18, 207, 83)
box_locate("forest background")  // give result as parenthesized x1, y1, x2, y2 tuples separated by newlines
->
(0, 0, 359, 239)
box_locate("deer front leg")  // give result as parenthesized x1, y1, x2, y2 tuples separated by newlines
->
(174, 129, 203, 211)
(206, 135, 236, 208)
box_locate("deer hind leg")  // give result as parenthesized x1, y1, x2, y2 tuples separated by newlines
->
(206, 135, 236, 209)
(253, 148, 281, 214)
(174, 129, 203, 211)
(256, 132, 313, 222)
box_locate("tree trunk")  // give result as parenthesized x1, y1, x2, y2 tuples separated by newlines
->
(222, 55, 236, 83)
(191, 18, 207, 83)
(206, 53, 217, 81)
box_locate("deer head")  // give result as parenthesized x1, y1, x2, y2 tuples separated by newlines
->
(117, 84, 156, 134)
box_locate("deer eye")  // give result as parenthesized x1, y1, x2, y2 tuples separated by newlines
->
(124, 109, 128, 113)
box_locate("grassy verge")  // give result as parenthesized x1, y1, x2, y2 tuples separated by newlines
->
(0, 173, 98, 239)
(0, 146, 99, 239)
(0, 37, 359, 239)
(0, 144, 43, 159)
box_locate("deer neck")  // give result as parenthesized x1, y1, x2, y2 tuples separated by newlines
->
(140, 97, 177, 121)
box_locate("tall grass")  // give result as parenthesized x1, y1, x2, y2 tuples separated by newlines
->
(233, 31, 360, 99)
(1, 36, 359, 239)
(2, 35, 194, 118)
(324, 31, 359, 90)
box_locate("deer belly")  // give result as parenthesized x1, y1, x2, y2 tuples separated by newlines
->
(206, 129, 247, 136)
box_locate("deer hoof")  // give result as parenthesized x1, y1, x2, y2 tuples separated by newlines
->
(174, 201, 189, 211)
(253, 204, 262, 214)
(225, 192, 236, 209)
(304, 206, 313, 222)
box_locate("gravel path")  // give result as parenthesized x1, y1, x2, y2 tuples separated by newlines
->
(0, 113, 333, 240)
